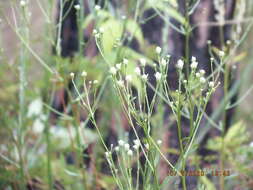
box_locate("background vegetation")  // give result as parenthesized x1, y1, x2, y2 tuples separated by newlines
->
(0, 0, 253, 189)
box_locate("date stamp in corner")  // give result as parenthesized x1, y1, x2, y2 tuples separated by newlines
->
(168, 168, 231, 177)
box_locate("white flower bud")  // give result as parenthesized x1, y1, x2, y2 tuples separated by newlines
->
(156, 46, 162, 54)
(133, 139, 140, 145)
(95, 5, 101, 11)
(93, 29, 98, 35)
(126, 75, 132, 82)
(116, 63, 121, 70)
(127, 149, 133, 156)
(115, 146, 120, 152)
(155, 72, 162, 81)
(81, 71, 87, 77)
(123, 58, 128, 65)
(157, 140, 162, 145)
(110, 67, 117, 75)
(117, 80, 124, 87)
(145, 143, 149, 150)
(20, 0, 26, 7)
(140, 58, 146, 67)
(196, 72, 200, 78)
(177, 59, 184, 69)
(118, 140, 124, 146)
(161, 58, 167, 66)
(219, 51, 225, 57)
(70, 72, 75, 78)
(190, 61, 198, 69)
(141, 74, 148, 81)
(200, 77, 206, 84)
(124, 143, 130, 150)
(191, 56, 197, 62)
(199, 69, 206, 75)
(133, 145, 139, 150)
(209, 81, 215, 88)
(74, 4, 80, 10)
(105, 151, 110, 158)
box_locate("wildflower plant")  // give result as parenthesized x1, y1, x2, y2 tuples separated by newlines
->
(70, 46, 221, 189)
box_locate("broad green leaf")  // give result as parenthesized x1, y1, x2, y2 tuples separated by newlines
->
(126, 19, 144, 45)
(100, 19, 123, 54)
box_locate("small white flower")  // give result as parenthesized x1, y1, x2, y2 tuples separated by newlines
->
(127, 149, 133, 156)
(116, 63, 121, 70)
(20, 0, 26, 7)
(135, 67, 141, 75)
(199, 69, 206, 75)
(157, 140, 162, 145)
(226, 40, 231, 45)
(140, 58, 146, 67)
(74, 4, 80, 10)
(141, 74, 148, 81)
(93, 80, 98, 84)
(191, 56, 197, 62)
(249, 141, 253, 147)
(156, 46, 162, 54)
(117, 80, 124, 87)
(133, 139, 140, 146)
(145, 143, 149, 150)
(70, 72, 75, 78)
(93, 29, 98, 35)
(123, 58, 128, 65)
(210, 57, 214, 62)
(115, 146, 120, 152)
(177, 59, 184, 69)
(27, 98, 43, 117)
(121, 15, 126, 20)
(110, 67, 117, 75)
(133, 145, 139, 150)
(118, 140, 124, 146)
(161, 58, 167, 66)
(200, 77, 206, 84)
(190, 61, 198, 69)
(126, 75, 132, 82)
(94, 33, 100, 38)
(183, 80, 187, 83)
(219, 51, 225, 57)
(95, 5, 101, 11)
(196, 72, 200, 78)
(155, 72, 162, 81)
(209, 81, 215, 88)
(124, 143, 130, 150)
(81, 71, 87, 77)
(105, 151, 110, 158)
